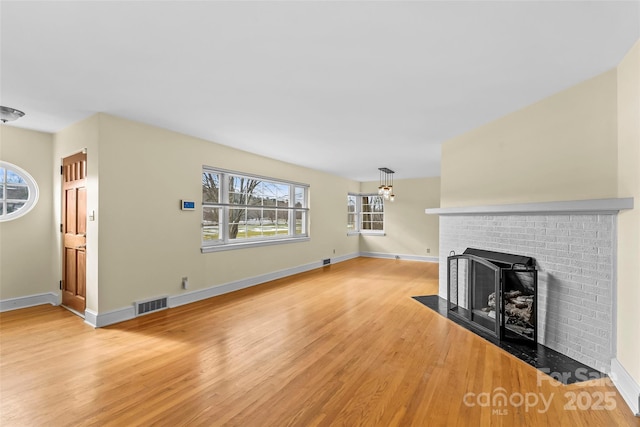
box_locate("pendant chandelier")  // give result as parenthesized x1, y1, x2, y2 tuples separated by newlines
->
(378, 167, 395, 202)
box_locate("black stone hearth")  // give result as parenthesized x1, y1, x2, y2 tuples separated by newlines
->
(412, 295, 604, 385)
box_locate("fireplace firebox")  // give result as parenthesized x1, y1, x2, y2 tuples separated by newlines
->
(447, 248, 537, 344)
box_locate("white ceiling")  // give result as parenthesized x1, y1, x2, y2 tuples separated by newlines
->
(1, 1, 638, 181)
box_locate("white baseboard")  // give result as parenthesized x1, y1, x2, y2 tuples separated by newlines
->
(359, 251, 439, 263)
(86, 253, 361, 327)
(169, 253, 358, 308)
(611, 358, 640, 416)
(0, 292, 59, 312)
(84, 306, 135, 328)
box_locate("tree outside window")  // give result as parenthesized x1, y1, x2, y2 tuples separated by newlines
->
(202, 168, 309, 251)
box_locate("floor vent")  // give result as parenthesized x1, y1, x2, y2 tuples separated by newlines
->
(135, 297, 168, 316)
(323, 258, 331, 265)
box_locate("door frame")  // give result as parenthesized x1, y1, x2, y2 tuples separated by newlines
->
(60, 149, 88, 317)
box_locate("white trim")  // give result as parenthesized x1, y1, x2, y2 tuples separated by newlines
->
(202, 236, 310, 253)
(84, 306, 136, 328)
(611, 358, 640, 416)
(81, 253, 361, 327)
(170, 254, 357, 308)
(425, 197, 634, 216)
(202, 164, 310, 188)
(0, 292, 58, 312)
(84, 309, 98, 328)
(359, 252, 439, 263)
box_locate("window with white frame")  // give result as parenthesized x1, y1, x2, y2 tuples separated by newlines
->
(0, 161, 39, 222)
(347, 193, 384, 234)
(202, 167, 309, 252)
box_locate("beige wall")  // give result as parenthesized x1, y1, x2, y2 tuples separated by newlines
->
(0, 126, 55, 300)
(616, 40, 640, 384)
(94, 114, 360, 312)
(360, 177, 440, 258)
(441, 69, 618, 207)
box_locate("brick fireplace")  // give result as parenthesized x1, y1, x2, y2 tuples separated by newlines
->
(427, 198, 633, 371)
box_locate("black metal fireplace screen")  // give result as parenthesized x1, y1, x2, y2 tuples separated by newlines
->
(447, 248, 537, 344)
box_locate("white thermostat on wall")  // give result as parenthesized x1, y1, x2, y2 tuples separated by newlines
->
(181, 200, 195, 211)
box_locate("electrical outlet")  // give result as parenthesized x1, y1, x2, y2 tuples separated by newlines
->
(427, 248, 431, 253)
(333, 249, 336, 254)
(181, 277, 189, 289)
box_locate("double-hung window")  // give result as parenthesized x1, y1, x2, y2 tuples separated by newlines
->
(202, 167, 309, 252)
(347, 193, 384, 235)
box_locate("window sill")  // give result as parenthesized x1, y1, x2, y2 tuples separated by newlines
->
(201, 236, 310, 253)
(347, 231, 386, 236)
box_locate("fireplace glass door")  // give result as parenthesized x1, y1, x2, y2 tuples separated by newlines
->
(500, 269, 537, 342)
(448, 254, 500, 338)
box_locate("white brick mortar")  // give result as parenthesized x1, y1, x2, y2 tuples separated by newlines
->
(439, 214, 615, 370)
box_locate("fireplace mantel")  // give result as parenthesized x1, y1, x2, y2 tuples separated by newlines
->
(425, 197, 633, 216)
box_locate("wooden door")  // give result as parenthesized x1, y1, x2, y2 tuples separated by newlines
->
(62, 152, 87, 313)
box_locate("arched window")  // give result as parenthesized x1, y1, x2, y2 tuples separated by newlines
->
(0, 161, 39, 222)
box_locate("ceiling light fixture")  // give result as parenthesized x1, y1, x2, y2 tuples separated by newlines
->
(0, 106, 25, 123)
(378, 167, 395, 202)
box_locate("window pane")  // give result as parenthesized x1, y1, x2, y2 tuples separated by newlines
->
(0, 168, 4, 182)
(229, 208, 247, 239)
(247, 209, 261, 223)
(347, 195, 356, 212)
(245, 216, 262, 238)
(261, 209, 276, 236)
(202, 207, 220, 241)
(347, 213, 356, 231)
(248, 182, 264, 206)
(347, 195, 357, 231)
(276, 217, 289, 235)
(229, 176, 262, 206)
(262, 209, 276, 225)
(229, 176, 244, 194)
(295, 211, 305, 235)
(370, 197, 384, 212)
(6, 170, 25, 184)
(295, 187, 305, 208)
(229, 223, 247, 239)
(6, 184, 28, 200)
(7, 202, 25, 213)
(229, 208, 246, 223)
(202, 172, 220, 203)
(0, 184, 3, 198)
(362, 196, 383, 211)
(261, 181, 289, 208)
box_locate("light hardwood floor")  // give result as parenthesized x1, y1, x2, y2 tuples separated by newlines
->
(1, 258, 638, 426)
